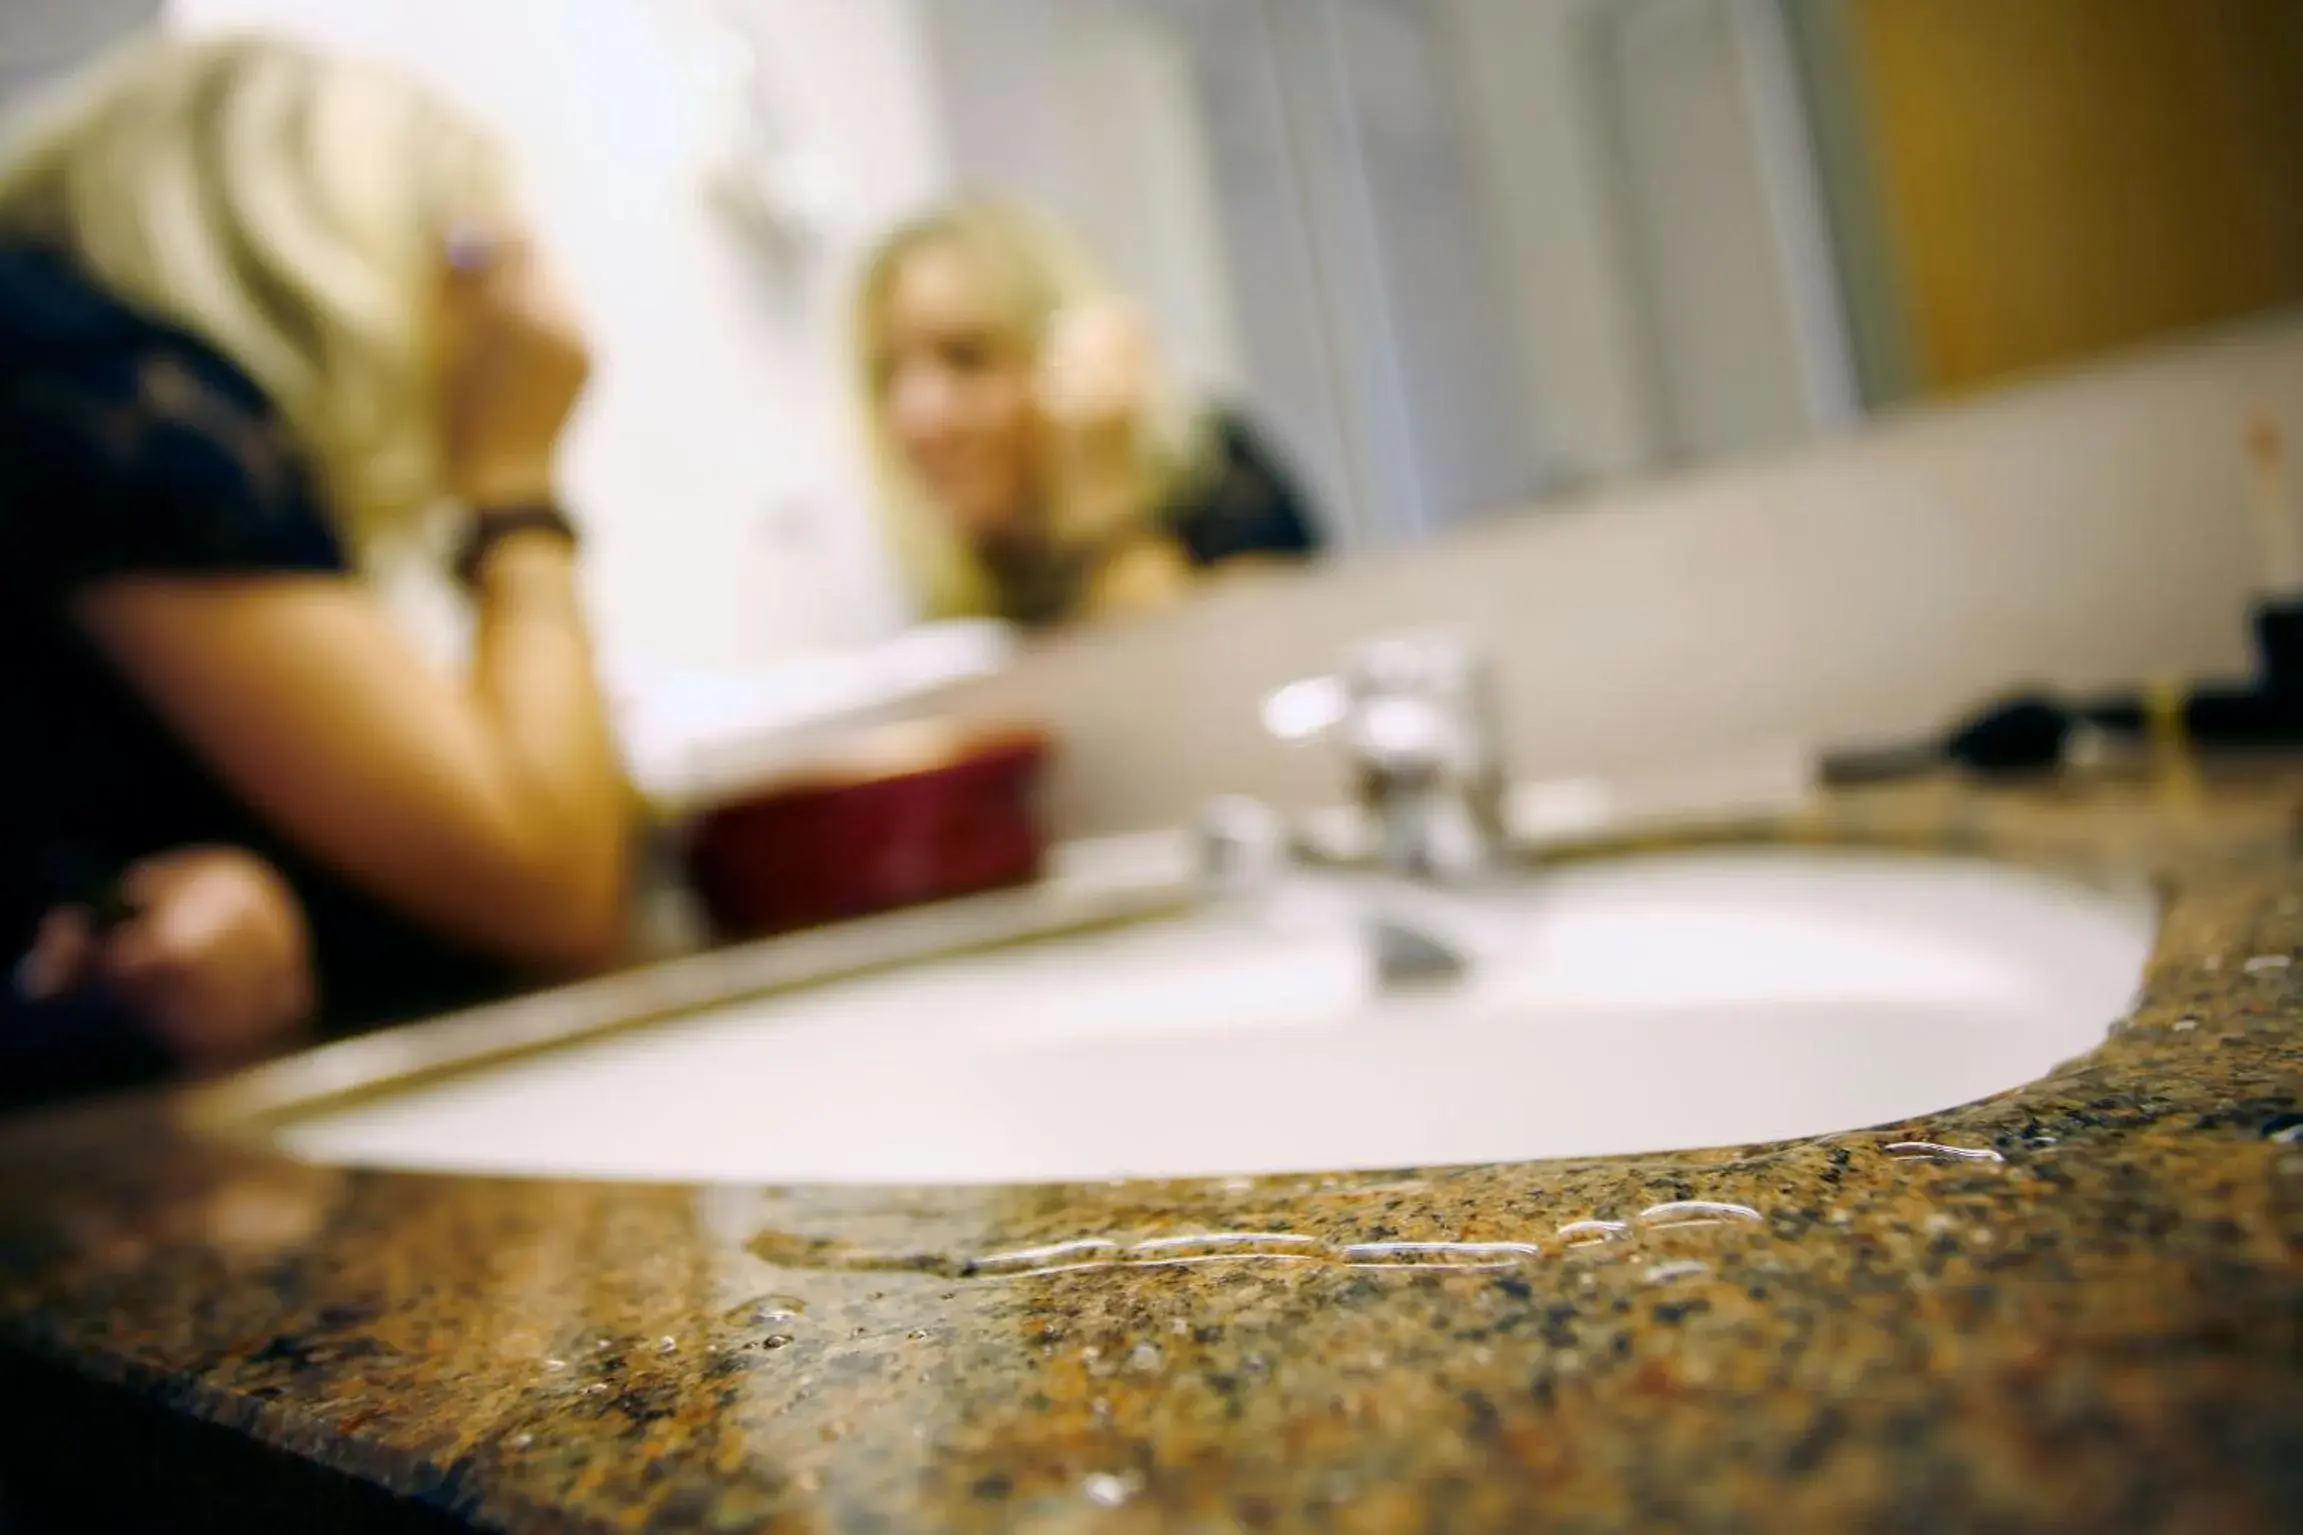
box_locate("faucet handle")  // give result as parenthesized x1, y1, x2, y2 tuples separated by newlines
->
(1261, 673, 1351, 746)
(1260, 631, 1507, 883)
(1262, 629, 1484, 724)
(1263, 631, 1496, 773)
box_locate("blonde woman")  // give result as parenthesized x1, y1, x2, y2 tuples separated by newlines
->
(0, 32, 630, 1082)
(856, 200, 1322, 629)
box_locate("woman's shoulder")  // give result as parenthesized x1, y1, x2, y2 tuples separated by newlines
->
(1166, 404, 1324, 566)
(0, 244, 277, 417)
(0, 244, 346, 585)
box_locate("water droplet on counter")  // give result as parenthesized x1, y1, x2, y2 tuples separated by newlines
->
(657, 1336, 678, 1354)
(968, 1240, 1120, 1276)
(1644, 1260, 1710, 1284)
(541, 1358, 567, 1373)
(761, 1334, 795, 1351)
(1127, 1342, 1165, 1374)
(751, 1214, 1794, 1287)
(1121, 1251, 1324, 1273)
(2246, 954, 2292, 975)
(1556, 1219, 1631, 1246)
(723, 1294, 806, 1326)
(1127, 1232, 1321, 1258)
(1337, 1240, 1540, 1269)
(1635, 1200, 1763, 1229)
(907, 1329, 932, 1342)
(1883, 1141, 2005, 1164)
(2174, 1017, 2200, 1032)
(1082, 1472, 1140, 1509)
(580, 1383, 611, 1397)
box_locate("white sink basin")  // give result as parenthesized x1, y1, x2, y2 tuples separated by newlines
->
(277, 849, 2154, 1185)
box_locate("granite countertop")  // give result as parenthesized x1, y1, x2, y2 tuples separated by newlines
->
(2, 770, 2301, 1532)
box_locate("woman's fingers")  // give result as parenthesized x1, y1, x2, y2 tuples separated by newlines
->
(105, 852, 315, 1072)
(13, 854, 313, 1074)
(438, 226, 592, 508)
(15, 907, 99, 1002)
(1040, 301, 1154, 428)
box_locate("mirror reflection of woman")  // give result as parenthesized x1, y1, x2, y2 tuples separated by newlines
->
(0, 34, 631, 1089)
(856, 200, 1324, 630)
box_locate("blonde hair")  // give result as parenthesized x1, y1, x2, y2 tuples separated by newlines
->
(853, 199, 1209, 622)
(0, 31, 512, 549)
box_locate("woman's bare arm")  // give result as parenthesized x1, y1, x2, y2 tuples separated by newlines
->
(75, 535, 630, 974)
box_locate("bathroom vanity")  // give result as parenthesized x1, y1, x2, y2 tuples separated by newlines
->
(1, 767, 2300, 1531)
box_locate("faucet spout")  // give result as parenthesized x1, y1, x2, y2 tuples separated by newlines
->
(1365, 909, 1470, 991)
(1214, 633, 1518, 996)
(1266, 631, 1512, 883)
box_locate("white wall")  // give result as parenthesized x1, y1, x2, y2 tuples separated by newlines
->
(1434, 0, 1659, 488)
(167, 0, 943, 667)
(0, 0, 161, 109)
(1599, 0, 1825, 464)
(1432, 0, 1837, 487)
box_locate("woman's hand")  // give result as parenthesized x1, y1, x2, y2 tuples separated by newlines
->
(18, 849, 315, 1074)
(440, 230, 592, 509)
(1037, 300, 1161, 543)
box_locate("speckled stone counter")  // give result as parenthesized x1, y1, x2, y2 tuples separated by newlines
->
(2, 772, 2301, 1532)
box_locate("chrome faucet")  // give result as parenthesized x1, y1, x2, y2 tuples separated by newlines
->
(1199, 632, 1512, 992)
(1262, 631, 1510, 883)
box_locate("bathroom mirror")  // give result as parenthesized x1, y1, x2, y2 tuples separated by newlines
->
(870, 0, 2303, 571)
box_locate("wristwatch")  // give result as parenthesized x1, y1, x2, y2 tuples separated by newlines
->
(454, 503, 581, 587)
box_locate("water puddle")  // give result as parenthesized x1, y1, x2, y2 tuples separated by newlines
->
(1882, 1140, 2006, 1164)
(1634, 1200, 1764, 1229)
(746, 1202, 1775, 1280)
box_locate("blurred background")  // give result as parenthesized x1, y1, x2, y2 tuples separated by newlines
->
(8, 0, 2297, 671)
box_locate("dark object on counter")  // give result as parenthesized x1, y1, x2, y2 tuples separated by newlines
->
(1948, 695, 2079, 773)
(1822, 694, 2081, 784)
(1826, 596, 2303, 785)
(1825, 686, 2303, 785)
(2254, 598, 2303, 693)
(685, 723, 1050, 940)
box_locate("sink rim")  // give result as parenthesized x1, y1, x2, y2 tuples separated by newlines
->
(213, 831, 2158, 1185)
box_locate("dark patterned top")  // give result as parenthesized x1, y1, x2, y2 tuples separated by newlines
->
(0, 245, 512, 1103)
